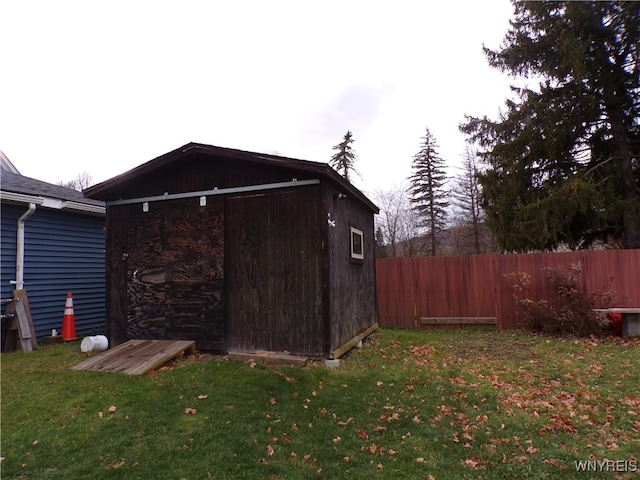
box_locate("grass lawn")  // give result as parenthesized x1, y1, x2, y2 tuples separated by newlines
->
(1, 328, 639, 479)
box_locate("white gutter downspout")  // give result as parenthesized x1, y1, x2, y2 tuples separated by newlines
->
(14, 203, 36, 290)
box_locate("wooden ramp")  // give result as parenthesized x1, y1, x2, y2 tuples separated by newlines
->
(72, 339, 196, 375)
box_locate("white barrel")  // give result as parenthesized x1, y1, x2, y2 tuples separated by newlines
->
(81, 335, 109, 353)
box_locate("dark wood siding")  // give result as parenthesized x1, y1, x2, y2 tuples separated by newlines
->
(99, 155, 321, 202)
(326, 185, 377, 352)
(107, 198, 225, 350)
(98, 150, 379, 357)
(225, 186, 326, 356)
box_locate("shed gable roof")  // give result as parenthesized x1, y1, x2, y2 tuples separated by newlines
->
(83, 143, 379, 213)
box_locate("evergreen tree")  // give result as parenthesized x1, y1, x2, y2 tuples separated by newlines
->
(329, 130, 358, 182)
(460, 1, 640, 250)
(451, 147, 483, 254)
(408, 128, 449, 256)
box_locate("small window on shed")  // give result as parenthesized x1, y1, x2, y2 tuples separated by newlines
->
(351, 227, 364, 262)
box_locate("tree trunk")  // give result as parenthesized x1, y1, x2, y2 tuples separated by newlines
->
(608, 106, 640, 248)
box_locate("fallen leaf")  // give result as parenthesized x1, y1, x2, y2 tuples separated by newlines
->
(332, 436, 342, 444)
(464, 458, 478, 468)
(198, 394, 208, 400)
(544, 458, 563, 468)
(377, 381, 383, 386)
(108, 406, 117, 413)
(416, 457, 425, 463)
(184, 408, 197, 415)
(110, 460, 125, 469)
(32, 440, 39, 447)
(267, 444, 274, 456)
(357, 429, 369, 440)
(377, 463, 383, 469)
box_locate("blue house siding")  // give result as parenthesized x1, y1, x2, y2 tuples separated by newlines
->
(1, 204, 20, 301)
(1, 204, 106, 341)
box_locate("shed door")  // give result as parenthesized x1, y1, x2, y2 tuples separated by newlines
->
(125, 197, 225, 350)
(225, 188, 325, 355)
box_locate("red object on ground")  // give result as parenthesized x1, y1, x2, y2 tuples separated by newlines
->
(607, 312, 622, 336)
(62, 292, 77, 341)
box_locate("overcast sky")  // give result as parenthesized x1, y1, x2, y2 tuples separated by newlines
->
(2, 1, 517, 198)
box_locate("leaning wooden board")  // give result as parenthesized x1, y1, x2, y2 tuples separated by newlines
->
(13, 290, 37, 350)
(72, 339, 196, 375)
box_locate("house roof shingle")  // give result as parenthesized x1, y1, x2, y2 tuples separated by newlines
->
(1, 170, 104, 208)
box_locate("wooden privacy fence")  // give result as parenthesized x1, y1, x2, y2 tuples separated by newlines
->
(375, 249, 640, 329)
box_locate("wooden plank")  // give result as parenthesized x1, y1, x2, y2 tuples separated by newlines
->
(72, 339, 196, 375)
(420, 317, 498, 325)
(13, 290, 38, 350)
(3, 299, 35, 352)
(13, 299, 33, 352)
(71, 340, 144, 371)
(331, 322, 378, 359)
(125, 341, 196, 375)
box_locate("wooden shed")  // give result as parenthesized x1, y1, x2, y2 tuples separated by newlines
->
(84, 143, 379, 358)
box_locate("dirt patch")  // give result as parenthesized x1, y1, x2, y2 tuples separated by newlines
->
(443, 334, 539, 363)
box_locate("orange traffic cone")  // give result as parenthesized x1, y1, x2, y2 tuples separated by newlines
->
(62, 292, 77, 341)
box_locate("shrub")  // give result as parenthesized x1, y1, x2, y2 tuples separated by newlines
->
(506, 263, 615, 337)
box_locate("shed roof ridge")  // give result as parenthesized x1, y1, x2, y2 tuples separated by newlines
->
(84, 142, 379, 213)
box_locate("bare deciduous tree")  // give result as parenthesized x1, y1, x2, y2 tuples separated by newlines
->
(58, 171, 93, 191)
(373, 185, 424, 257)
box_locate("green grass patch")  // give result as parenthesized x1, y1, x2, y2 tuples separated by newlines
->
(2, 329, 639, 479)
